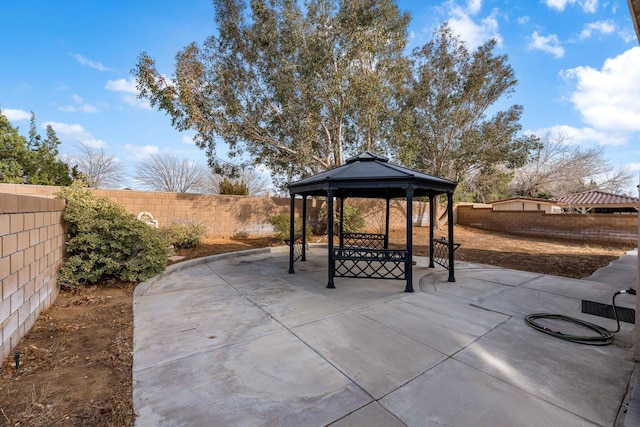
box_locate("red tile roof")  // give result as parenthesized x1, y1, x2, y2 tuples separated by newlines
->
(558, 190, 639, 206)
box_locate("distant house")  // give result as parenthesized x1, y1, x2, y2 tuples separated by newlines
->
(488, 197, 564, 214)
(557, 190, 639, 214)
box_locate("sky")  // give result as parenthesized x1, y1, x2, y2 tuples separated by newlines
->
(1, 0, 639, 195)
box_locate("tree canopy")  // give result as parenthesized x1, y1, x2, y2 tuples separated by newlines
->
(509, 132, 633, 198)
(133, 152, 206, 193)
(0, 110, 74, 185)
(134, 1, 553, 197)
(393, 24, 536, 192)
(134, 0, 411, 187)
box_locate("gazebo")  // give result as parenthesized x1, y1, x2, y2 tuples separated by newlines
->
(287, 152, 458, 292)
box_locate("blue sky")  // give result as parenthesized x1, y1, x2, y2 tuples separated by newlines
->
(1, 0, 639, 194)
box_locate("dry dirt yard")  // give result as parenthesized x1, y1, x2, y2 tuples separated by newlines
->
(0, 225, 635, 426)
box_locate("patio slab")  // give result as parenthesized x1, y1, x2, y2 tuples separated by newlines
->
(133, 247, 638, 426)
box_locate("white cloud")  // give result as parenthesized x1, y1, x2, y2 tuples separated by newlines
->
(69, 53, 113, 72)
(543, 0, 598, 13)
(528, 31, 565, 58)
(533, 124, 627, 146)
(181, 135, 195, 145)
(106, 77, 152, 110)
(105, 77, 138, 94)
(561, 47, 640, 132)
(59, 94, 98, 113)
(579, 20, 615, 39)
(124, 144, 159, 159)
(2, 108, 30, 121)
(466, 0, 482, 15)
(43, 121, 106, 148)
(446, 2, 502, 49)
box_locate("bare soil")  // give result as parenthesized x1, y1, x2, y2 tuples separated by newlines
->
(0, 226, 635, 426)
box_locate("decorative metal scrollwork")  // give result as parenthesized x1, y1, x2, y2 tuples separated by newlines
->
(432, 238, 460, 269)
(286, 234, 304, 263)
(342, 232, 385, 249)
(333, 248, 407, 280)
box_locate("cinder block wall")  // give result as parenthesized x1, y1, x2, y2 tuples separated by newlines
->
(0, 193, 66, 361)
(457, 205, 638, 244)
(0, 184, 431, 236)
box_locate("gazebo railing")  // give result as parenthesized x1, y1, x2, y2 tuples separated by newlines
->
(333, 248, 407, 280)
(432, 238, 460, 269)
(285, 234, 305, 263)
(341, 232, 386, 249)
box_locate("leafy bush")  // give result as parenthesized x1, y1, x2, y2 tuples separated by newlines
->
(219, 177, 249, 195)
(270, 214, 313, 243)
(317, 203, 366, 234)
(161, 222, 208, 249)
(55, 185, 168, 287)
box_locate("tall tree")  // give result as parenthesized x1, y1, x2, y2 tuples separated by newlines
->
(510, 132, 634, 198)
(0, 110, 28, 183)
(65, 143, 125, 188)
(133, 153, 206, 193)
(394, 24, 535, 188)
(0, 110, 73, 185)
(134, 0, 411, 187)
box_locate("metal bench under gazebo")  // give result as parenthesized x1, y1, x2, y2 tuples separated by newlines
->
(287, 152, 458, 292)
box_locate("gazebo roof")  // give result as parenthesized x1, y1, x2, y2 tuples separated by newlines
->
(288, 151, 457, 198)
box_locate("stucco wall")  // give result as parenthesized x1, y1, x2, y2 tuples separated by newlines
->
(0, 193, 66, 361)
(457, 204, 638, 244)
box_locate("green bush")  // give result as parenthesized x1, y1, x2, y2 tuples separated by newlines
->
(270, 214, 313, 243)
(55, 185, 168, 288)
(317, 203, 365, 234)
(161, 222, 208, 249)
(219, 177, 249, 195)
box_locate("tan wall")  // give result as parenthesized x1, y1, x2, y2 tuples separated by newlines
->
(0, 184, 433, 237)
(457, 205, 638, 244)
(0, 184, 322, 238)
(0, 193, 66, 361)
(492, 201, 561, 214)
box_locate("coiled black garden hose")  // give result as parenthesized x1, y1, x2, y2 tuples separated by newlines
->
(525, 288, 636, 346)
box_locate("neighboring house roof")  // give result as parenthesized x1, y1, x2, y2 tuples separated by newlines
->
(558, 190, 639, 207)
(488, 197, 564, 206)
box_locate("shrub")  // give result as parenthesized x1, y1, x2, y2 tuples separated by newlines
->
(219, 177, 249, 195)
(270, 214, 313, 243)
(161, 222, 208, 249)
(55, 185, 168, 288)
(317, 203, 366, 234)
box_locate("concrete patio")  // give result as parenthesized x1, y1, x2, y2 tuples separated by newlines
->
(133, 246, 637, 426)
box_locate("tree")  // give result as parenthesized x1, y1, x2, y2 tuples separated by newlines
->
(133, 0, 411, 187)
(393, 24, 535, 189)
(133, 153, 206, 193)
(0, 110, 28, 183)
(0, 110, 73, 185)
(509, 132, 634, 198)
(66, 143, 125, 188)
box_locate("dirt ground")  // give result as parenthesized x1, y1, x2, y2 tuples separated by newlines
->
(0, 225, 635, 426)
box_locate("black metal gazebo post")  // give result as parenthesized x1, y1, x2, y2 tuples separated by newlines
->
(288, 194, 295, 274)
(429, 194, 435, 269)
(327, 189, 335, 289)
(384, 197, 390, 249)
(405, 186, 414, 292)
(447, 192, 456, 282)
(302, 195, 307, 261)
